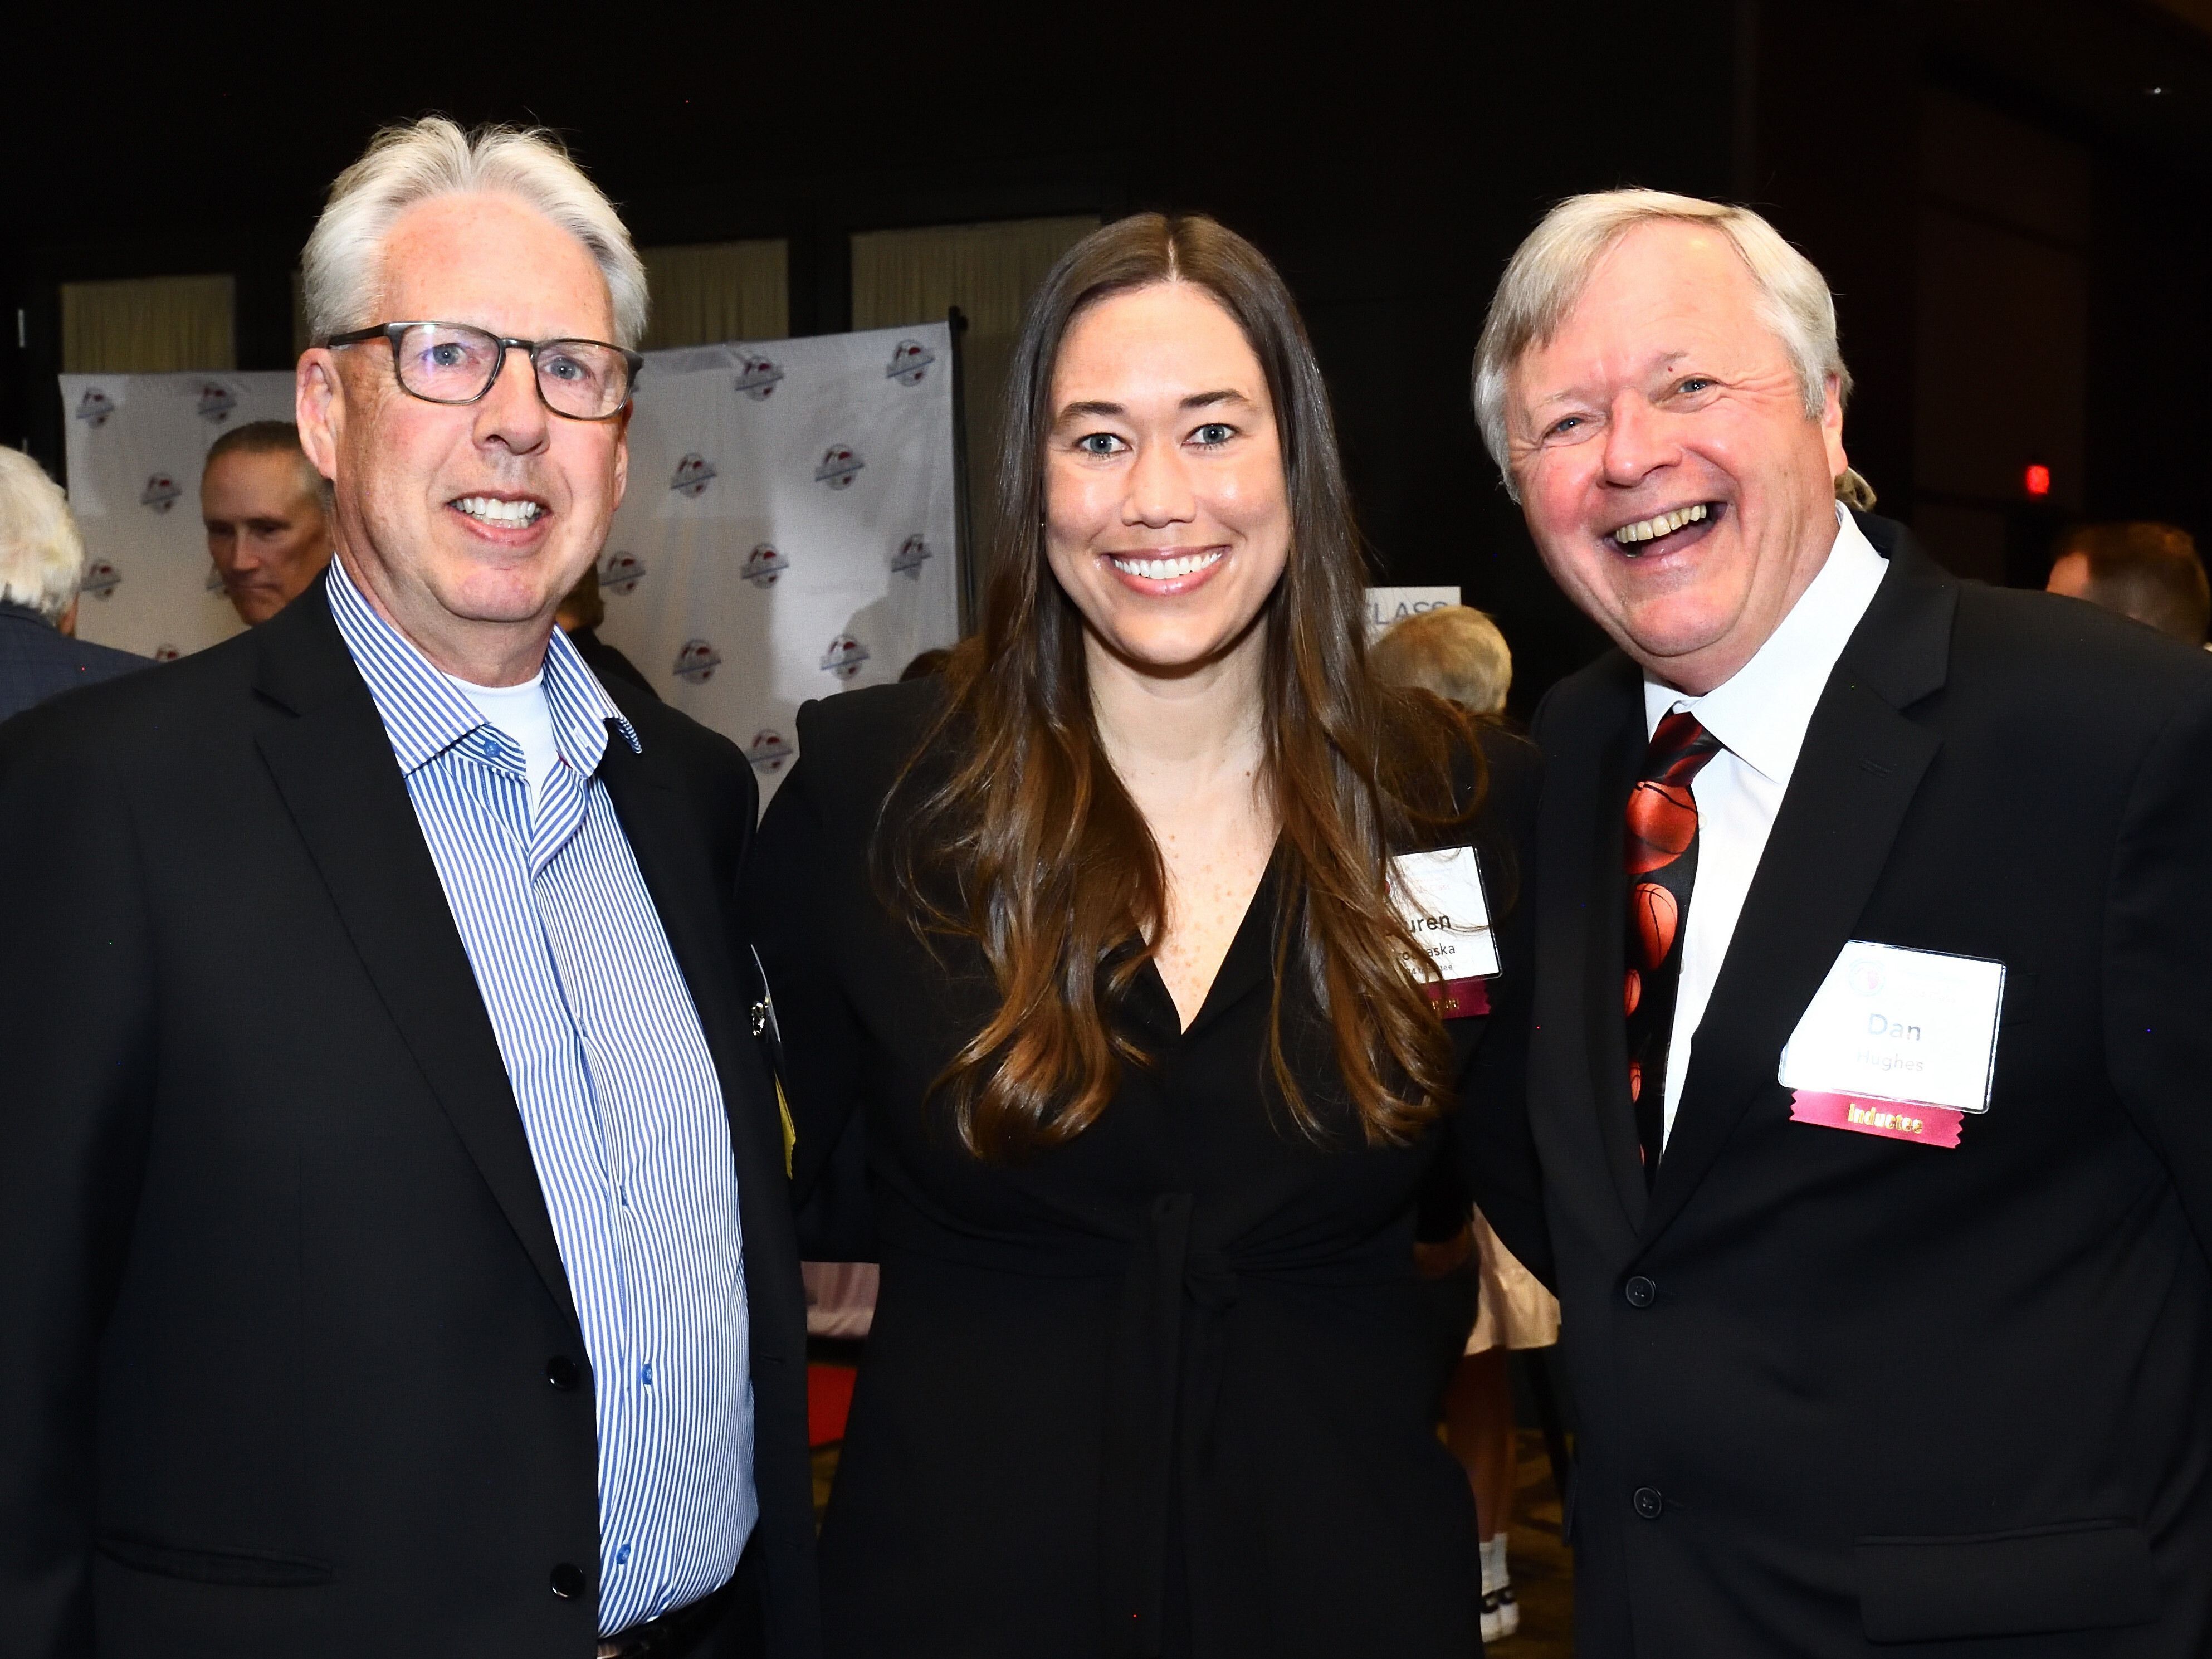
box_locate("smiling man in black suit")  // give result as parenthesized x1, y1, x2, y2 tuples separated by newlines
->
(0, 119, 816, 1659)
(1467, 189, 2212, 1656)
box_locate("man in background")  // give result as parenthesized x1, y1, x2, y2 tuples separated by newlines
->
(201, 419, 331, 624)
(555, 560, 659, 700)
(2047, 520, 2209, 646)
(0, 448, 145, 721)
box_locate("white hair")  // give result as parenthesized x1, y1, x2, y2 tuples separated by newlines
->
(1472, 189, 1850, 501)
(0, 449, 87, 623)
(302, 118, 648, 350)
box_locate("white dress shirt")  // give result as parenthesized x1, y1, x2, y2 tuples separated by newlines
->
(1642, 505, 1889, 1146)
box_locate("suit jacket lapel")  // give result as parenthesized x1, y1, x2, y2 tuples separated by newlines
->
(595, 738, 802, 1364)
(1583, 699, 1654, 1229)
(594, 738, 763, 1134)
(1533, 654, 1651, 1238)
(1642, 531, 1956, 1242)
(250, 592, 579, 1327)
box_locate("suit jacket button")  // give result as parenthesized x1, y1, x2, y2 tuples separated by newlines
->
(545, 1355, 581, 1391)
(550, 1562, 588, 1599)
(1624, 1275, 1657, 1308)
(1633, 1486, 1664, 1520)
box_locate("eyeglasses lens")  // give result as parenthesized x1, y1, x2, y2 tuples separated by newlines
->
(392, 324, 631, 418)
(534, 341, 631, 419)
(394, 325, 504, 402)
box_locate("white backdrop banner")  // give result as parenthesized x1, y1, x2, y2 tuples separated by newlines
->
(58, 370, 296, 660)
(55, 323, 961, 806)
(594, 323, 960, 805)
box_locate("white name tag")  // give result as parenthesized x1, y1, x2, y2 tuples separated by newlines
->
(1388, 846, 1500, 984)
(1778, 941, 2005, 1113)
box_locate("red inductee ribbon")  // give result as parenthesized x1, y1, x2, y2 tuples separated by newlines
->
(1788, 1091, 1965, 1149)
(1422, 978, 1491, 1020)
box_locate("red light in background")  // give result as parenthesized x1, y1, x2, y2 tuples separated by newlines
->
(2024, 463, 2052, 498)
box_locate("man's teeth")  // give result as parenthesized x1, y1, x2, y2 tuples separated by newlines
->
(1613, 502, 1710, 546)
(1110, 550, 1224, 579)
(454, 496, 544, 526)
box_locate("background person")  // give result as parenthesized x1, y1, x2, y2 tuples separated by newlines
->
(1370, 603, 1513, 718)
(0, 448, 146, 721)
(2045, 520, 2210, 646)
(201, 418, 333, 624)
(0, 119, 817, 1659)
(1469, 187, 2212, 1656)
(1374, 602, 1557, 1644)
(744, 212, 1540, 1658)
(555, 560, 660, 699)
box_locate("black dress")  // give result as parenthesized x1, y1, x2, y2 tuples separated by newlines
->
(741, 678, 1541, 1659)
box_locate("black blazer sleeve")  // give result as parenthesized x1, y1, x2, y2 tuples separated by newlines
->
(0, 710, 158, 1653)
(2103, 669, 2212, 1267)
(741, 700, 885, 1261)
(1453, 718, 1554, 1289)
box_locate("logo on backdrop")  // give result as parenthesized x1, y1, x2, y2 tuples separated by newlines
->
(599, 550, 647, 596)
(891, 534, 931, 578)
(81, 559, 121, 599)
(140, 474, 182, 514)
(204, 560, 224, 593)
(152, 643, 182, 663)
(741, 543, 789, 588)
(673, 638, 723, 684)
(820, 634, 870, 679)
(74, 387, 116, 428)
(196, 383, 237, 424)
(814, 445, 865, 490)
(746, 730, 794, 773)
(734, 355, 785, 400)
(671, 453, 718, 498)
(885, 339, 936, 386)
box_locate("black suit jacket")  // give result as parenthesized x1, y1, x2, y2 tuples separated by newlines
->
(1485, 516, 2212, 1657)
(0, 601, 147, 723)
(0, 578, 818, 1658)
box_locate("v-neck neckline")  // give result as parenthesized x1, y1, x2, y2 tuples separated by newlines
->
(1133, 847, 1283, 1041)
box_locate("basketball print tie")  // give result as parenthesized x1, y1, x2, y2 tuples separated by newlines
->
(1623, 711, 1725, 1185)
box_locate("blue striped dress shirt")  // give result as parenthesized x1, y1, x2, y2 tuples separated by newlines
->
(328, 555, 754, 1635)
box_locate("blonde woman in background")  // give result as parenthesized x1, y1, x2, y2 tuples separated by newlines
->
(1373, 602, 1559, 1643)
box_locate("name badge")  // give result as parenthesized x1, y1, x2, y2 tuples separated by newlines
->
(1388, 846, 1498, 1019)
(1777, 941, 2005, 1149)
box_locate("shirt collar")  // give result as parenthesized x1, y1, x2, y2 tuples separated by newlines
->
(326, 551, 640, 778)
(1642, 504, 1888, 789)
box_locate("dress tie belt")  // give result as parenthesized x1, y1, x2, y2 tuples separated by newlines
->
(874, 1188, 1402, 1659)
(1100, 1192, 1239, 1658)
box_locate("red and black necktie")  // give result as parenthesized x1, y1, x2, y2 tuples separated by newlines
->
(1623, 710, 1724, 1185)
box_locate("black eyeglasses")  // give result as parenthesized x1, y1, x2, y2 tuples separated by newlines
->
(323, 321, 643, 421)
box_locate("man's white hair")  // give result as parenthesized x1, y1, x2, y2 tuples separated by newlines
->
(1472, 189, 1850, 501)
(0, 449, 87, 623)
(302, 117, 648, 350)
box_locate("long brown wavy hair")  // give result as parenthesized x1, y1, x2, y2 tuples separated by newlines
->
(877, 212, 1483, 1160)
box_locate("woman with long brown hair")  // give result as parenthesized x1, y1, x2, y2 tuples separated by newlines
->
(743, 212, 1540, 1657)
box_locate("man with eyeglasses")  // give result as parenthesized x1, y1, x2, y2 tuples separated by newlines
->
(0, 119, 817, 1659)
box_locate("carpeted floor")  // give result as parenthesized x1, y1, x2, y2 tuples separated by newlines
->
(810, 1419, 1575, 1652)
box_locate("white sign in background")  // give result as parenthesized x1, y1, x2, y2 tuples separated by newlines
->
(56, 323, 961, 807)
(1365, 584, 1461, 639)
(594, 325, 960, 806)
